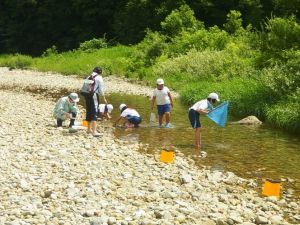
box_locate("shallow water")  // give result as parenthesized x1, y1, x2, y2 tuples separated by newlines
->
(108, 93, 300, 199)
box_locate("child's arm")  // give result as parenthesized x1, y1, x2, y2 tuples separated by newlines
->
(151, 96, 156, 111)
(113, 116, 122, 126)
(168, 92, 174, 107)
(105, 113, 111, 119)
(197, 108, 210, 114)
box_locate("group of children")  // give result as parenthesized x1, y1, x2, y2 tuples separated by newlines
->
(53, 67, 220, 148)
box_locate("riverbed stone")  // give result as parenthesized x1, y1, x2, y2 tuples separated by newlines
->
(0, 68, 297, 225)
(255, 216, 268, 224)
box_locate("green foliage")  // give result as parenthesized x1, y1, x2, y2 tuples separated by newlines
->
(167, 26, 231, 55)
(33, 45, 133, 77)
(161, 4, 203, 38)
(152, 48, 257, 87)
(261, 16, 300, 54)
(42, 45, 58, 57)
(0, 54, 33, 69)
(265, 89, 300, 132)
(0, 0, 299, 55)
(181, 78, 273, 118)
(131, 31, 168, 68)
(78, 38, 108, 52)
(0, 3, 299, 132)
(261, 49, 300, 96)
(223, 10, 244, 34)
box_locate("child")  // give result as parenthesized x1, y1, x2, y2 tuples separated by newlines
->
(53, 93, 80, 127)
(97, 104, 113, 120)
(188, 93, 220, 148)
(151, 78, 174, 128)
(114, 104, 142, 128)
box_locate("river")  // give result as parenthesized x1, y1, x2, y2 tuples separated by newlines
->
(108, 93, 300, 200)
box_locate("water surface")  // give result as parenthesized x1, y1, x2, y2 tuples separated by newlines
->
(107, 93, 300, 199)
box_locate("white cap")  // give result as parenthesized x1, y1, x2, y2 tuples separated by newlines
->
(119, 103, 127, 111)
(107, 104, 113, 113)
(156, 78, 164, 85)
(69, 93, 80, 102)
(208, 92, 220, 102)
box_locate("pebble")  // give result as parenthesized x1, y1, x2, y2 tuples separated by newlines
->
(0, 68, 297, 225)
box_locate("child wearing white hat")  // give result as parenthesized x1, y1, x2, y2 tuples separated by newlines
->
(188, 92, 220, 148)
(151, 78, 174, 128)
(53, 93, 80, 127)
(114, 104, 142, 128)
(97, 104, 113, 120)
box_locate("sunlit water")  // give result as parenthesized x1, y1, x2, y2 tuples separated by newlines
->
(107, 93, 300, 199)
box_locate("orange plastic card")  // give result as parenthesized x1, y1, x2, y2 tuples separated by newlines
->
(262, 179, 281, 198)
(160, 150, 174, 163)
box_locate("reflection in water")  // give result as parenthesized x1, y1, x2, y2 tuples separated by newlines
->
(109, 93, 300, 199)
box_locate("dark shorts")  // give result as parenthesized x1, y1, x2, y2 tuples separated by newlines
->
(157, 104, 171, 116)
(81, 92, 97, 121)
(188, 109, 201, 128)
(127, 116, 142, 126)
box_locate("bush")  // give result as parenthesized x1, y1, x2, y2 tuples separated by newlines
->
(0, 54, 33, 69)
(161, 4, 203, 38)
(167, 26, 231, 55)
(42, 45, 58, 57)
(223, 10, 244, 34)
(181, 78, 273, 119)
(261, 49, 300, 96)
(78, 38, 108, 52)
(152, 48, 257, 85)
(260, 16, 300, 55)
(130, 31, 167, 68)
(265, 89, 300, 132)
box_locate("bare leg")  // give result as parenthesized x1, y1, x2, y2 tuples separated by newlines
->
(159, 115, 163, 126)
(165, 112, 171, 124)
(87, 121, 92, 133)
(91, 121, 100, 136)
(195, 127, 201, 148)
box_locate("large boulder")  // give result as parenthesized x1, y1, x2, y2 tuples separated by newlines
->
(233, 116, 262, 125)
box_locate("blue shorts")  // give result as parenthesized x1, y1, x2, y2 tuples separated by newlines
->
(188, 109, 201, 128)
(157, 104, 171, 116)
(127, 116, 142, 126)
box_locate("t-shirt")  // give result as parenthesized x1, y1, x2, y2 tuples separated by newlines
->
(189, 99, 213, 111)
(121, 108, 140, 118)
(93, 74, 104, 95)
(98, 104, 106, 113)
(153, 86, 171, 105)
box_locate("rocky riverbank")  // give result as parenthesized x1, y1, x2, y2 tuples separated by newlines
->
(0, 68, 299, 225)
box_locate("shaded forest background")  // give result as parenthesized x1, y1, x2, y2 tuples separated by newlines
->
(0, 0, 299, 55)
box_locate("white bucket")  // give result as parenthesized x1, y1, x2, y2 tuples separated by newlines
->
(150, 113, 156, 123)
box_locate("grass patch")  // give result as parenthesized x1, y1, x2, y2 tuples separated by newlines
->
(32, 45, 133, 77)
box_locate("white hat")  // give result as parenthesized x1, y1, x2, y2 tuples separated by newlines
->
(119, 103, 127, 111)
(156, 78, 164, 85)
(208, 92, 220, 102)
(69, 93, 80, 102)
(107, 104, 113, 113)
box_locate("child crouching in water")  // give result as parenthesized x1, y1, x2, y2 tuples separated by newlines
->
(97, 104, 113, 120)
(114, 104, 142, 128)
